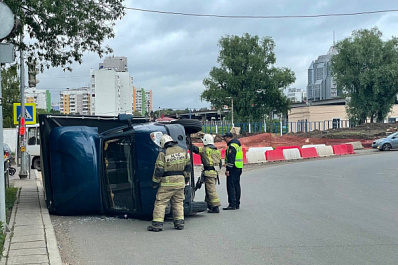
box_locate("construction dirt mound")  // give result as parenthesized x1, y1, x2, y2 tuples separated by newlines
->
(192, 122, 398, 149)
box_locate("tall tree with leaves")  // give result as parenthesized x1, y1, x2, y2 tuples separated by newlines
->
(202, 33, 295, 122)
(331, 27, 398, 124)
(3, 0, 125, 71)
(1, 65, 20, 128)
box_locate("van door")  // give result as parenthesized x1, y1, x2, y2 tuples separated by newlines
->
(102, 135, 139, 213)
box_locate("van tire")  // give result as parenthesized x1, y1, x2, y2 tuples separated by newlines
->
(32, 157, 41, 171)
(172, 119, 202, 134)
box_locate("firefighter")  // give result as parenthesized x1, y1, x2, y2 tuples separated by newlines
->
(192, 134, 222, 213)
(147, 134, 191, 232)
(222, 132, 243, 210)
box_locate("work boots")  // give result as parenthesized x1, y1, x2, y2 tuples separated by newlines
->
(173, 220, 185, 230)
(208, 206, 220, 213)
(147, 221, 164, 232)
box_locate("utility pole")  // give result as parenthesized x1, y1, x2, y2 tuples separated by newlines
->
(0, 0, 16, 227)
(226, 97, 234, 127)
(19, 33, 28, 179)
(231, 97, 234, 127)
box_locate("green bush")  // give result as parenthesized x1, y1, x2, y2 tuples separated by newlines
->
(0, 187, 18, 254)
(6, 187, 18, 222)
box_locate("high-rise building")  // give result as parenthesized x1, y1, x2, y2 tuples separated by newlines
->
(90, 56, 133, 116)
(307, 45, 339, 101)
(25, 89, 51, 112)
(99, 56, 128, 72)
(59, 87, 91, 115)
(133, 87, 152, 116)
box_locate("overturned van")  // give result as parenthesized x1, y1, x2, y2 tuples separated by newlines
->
(39, 114, 206, 217)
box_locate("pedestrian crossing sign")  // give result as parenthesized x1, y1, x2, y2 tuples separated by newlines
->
(13, 103, 36, 125)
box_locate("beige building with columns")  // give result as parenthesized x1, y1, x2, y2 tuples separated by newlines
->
(288, 98, 398, 132)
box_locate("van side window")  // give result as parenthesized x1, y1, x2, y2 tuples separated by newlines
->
(27, 128, 37, 145)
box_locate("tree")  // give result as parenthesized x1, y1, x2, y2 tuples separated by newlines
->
(3, 0, 125, 71)
(331, 27, 398, 124)
(1, 65, 20, 128)
(35, 108, 60, 121)
(201, 33, 295, 122)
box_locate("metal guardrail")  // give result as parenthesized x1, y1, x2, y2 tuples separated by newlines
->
(202, 119, 359, 134)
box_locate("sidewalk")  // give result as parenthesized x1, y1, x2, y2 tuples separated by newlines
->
(1, 170, 62, 265)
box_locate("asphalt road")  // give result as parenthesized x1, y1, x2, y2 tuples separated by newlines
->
(51, 149, 398, 265)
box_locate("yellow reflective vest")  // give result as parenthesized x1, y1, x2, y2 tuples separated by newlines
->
(225, 142, 243, 169)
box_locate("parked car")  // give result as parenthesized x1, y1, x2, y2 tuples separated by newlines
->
(3, 143, 11, 160)
(39, 114, 206, 218)
(373, 131, 398, 151)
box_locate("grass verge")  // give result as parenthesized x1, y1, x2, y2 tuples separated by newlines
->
(0, 187, 19, 253)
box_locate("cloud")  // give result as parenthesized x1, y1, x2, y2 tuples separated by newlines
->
(36, 0, 398, 109)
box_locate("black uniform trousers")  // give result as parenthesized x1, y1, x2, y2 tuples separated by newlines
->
(226, 167, 242, 208)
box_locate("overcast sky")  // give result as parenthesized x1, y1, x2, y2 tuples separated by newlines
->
(36, 0, 398, 110)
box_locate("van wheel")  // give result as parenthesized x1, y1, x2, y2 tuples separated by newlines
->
(32, 157, 41, 171)
(172, 119, 202, 134)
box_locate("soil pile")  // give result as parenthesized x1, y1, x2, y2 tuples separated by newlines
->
(191, 122, 398, 149)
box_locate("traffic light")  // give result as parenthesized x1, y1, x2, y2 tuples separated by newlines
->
(27, 58, 39, 87)
(19, 117, 25, 135)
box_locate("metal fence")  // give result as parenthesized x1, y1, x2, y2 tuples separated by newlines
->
(202, 119, 353, 135)
(202, 121, 288, 135)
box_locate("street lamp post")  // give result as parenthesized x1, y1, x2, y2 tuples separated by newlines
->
(226, 97, 234, 127)
(231, 97, 234, 127)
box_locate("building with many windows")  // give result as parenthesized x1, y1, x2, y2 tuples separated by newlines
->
(307, 45, 339, 101)
(283, 87, 306, 103)
(59, 87, 91, 115)
(90, 56, 133, 116)
(25, 89, 51, 112)
(133, 87, 152, 116)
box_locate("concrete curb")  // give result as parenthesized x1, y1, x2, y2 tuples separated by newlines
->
(36, 171, 62, 265)
(0, 188, 21, 265)
(0, 170, 63, 265)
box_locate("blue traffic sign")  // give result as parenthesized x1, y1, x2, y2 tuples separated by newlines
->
(13, 103, 36, 125)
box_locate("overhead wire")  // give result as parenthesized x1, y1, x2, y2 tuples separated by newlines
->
(124, 7, 398, 19)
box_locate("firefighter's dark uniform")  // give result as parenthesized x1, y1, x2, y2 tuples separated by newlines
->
(225, 139, 243, 209)
(149, 142, 190, 231)
(192, 144, 221, 211)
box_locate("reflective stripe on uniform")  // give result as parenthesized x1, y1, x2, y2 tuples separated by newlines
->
(153, 217, 164, 222)
(166, 159, 189, 166)
(204, 170, 217, 177)
(160, 181, 185, 187)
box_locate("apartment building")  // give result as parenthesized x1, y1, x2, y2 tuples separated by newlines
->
(25, 89, 51, 112)
(90, 56, 133, 116)
(59, 87, 91, 115)
(133, 87, 152, 116)
(284, 87, 306, 103)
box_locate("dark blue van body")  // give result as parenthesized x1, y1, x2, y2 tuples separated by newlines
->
(39, 114, 205, 217)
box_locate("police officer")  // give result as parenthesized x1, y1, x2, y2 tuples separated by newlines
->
(147, 134, 191, 232)
(222, 132, 243, 210)
(192, 134, 222, 213)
